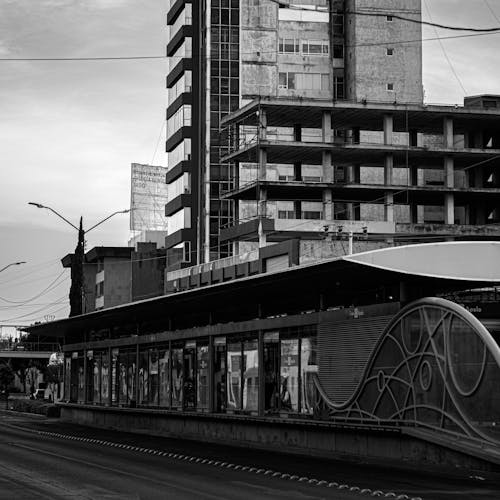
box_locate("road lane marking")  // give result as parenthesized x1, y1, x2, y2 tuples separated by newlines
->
(5, 422, 426, 500)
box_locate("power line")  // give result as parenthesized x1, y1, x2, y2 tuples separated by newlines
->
(267, 0, 500, 32)
(0, 270, 68, 305)
(423, 0, 468, 96)
(0, 55, 165, 62)
(484, 0, 500, 24)
(1, 31, 499, 64)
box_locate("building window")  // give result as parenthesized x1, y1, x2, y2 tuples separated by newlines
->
(332, 13, 344, 35)
(279, 72, 296, 89)
(387, 83, 394, 91)
(301, 40, 329, 56)
(278, 37, 299, 54)
(334, 75, 345, 99)
(387, 48, 394, 56)
(279, 72, 329, 91)
(333, 44, 344, 59)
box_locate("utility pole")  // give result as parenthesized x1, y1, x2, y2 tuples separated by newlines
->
(29, 203, 130, 317)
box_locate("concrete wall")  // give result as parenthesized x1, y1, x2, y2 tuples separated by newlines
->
(345, 0, 423, 103)
(60, 405, 500, 477)
(103, 259, 131, 309)
(241, 0, 278, 98)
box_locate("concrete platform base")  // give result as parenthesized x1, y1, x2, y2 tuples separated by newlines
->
(60, 404, 500, 479)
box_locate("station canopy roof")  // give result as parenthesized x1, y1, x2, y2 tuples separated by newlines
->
(24, 242, 500, 341)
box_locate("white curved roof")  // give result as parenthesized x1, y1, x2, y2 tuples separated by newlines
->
(344, 241, 500, 282)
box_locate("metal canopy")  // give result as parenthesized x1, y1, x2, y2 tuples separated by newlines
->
(24, 242, 500, 341)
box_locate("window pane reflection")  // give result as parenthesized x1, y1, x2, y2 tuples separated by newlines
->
(243, 340, 258, 412)
(280, 339, 299, 412)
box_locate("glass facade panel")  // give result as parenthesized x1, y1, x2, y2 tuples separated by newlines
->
(85, 351, 94, 403)
(167, 139, 191, 167)
(92, 352, 101, 404)
(118, 350, 128, 405)
(300, 336, 318, 414)
(280, 339, 299, 412)
(214, 339, 227, 412)
(183, 346, 196, 410)
(243, 339, 259, 412)
(149, 348, 159, 406)
(139, 349, 149, 405)
(159, 348, 170, 407)
(101, 353, 109, 404)
(111, 348, 119, 405)
(197, 344, 209, 411)
(171, 347, 184, 408)
(264, 332, 280, 413)
(227, 341, 241, 410)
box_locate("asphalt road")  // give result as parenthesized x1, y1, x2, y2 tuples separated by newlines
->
(0, 411, 499, 500)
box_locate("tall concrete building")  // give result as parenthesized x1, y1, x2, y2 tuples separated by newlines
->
(165, 0, 423, 269)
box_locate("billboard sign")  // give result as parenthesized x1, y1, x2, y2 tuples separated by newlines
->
(130, 163, 168, 231)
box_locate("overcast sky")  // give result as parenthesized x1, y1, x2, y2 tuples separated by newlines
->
(0, 0, 499, 330)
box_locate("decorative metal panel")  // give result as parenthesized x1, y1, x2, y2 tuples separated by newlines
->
(318, 316, 393, 404)
(313, 298, 500, 448)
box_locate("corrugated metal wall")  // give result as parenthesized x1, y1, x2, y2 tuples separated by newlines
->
(318, 315, 393, 404)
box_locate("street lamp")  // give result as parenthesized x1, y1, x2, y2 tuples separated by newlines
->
(0, 261, 26, 274)
(29, 202, 130, 317)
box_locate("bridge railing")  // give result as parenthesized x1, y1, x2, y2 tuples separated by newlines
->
(0, 341, 61, 352)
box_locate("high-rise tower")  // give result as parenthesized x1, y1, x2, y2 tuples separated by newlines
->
(165, 1, 423, 269)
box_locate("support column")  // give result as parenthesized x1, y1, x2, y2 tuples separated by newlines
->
(445, 193, 455, 225)
(258, 331, 264, 417)
(322, 151, 333, 183)
(346, 164, 360, 221)
(258, 108, 267, 182)
(444, 116, 454, 148)
(385, 192, 394, 222)
(293, 162, 302, 181)
(322, 111, 333, 143)
(323, 189, 334, 221)
(409, 202, 418, 224)
(258, 148, 267, 181)
(294, 200, 302, 219)
(259, 108, 267, 141)
(409, 164, 419, 222)
(384, 153, 394, 222)
(208, 336, 214, 413)
(383, 114, 394, 145)
(258, 186, 267, 248)
(444, 156, 455, 225)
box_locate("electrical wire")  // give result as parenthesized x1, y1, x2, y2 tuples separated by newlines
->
(267, 0, 500, 33)
(1, 31, 500, 63)
(0, 270, 69, 304)
(0, 298, 69, 323)
(484, 0, 500, 24)
(423, 0, 467, 96)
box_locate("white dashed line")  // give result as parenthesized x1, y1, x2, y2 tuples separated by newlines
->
(33, 429, 424, 499)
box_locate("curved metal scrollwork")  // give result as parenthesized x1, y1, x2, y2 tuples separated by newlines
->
(314, 297, 500, 445)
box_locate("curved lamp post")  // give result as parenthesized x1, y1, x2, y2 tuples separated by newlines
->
(29, 202, 130, 317)
(0, 261, 26, 274)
